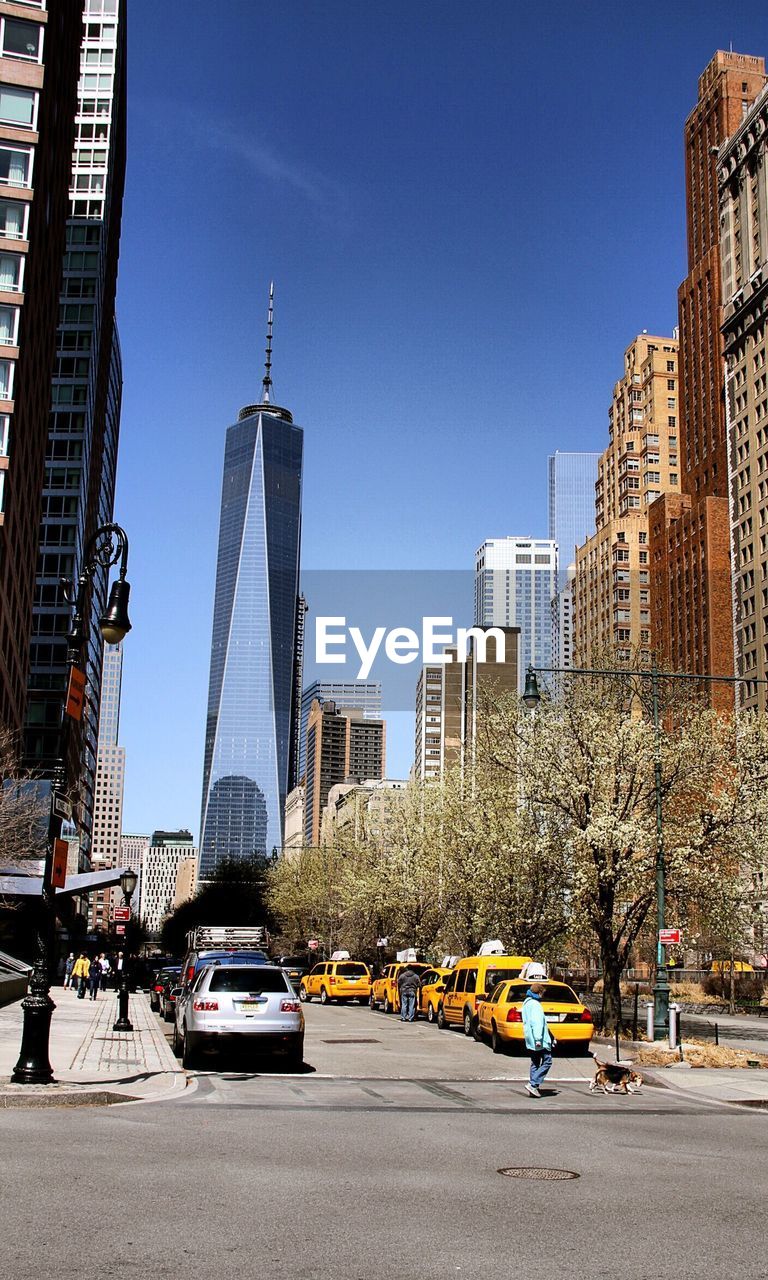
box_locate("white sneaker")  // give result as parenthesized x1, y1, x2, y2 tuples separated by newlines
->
(525, 1083, 542, 1098)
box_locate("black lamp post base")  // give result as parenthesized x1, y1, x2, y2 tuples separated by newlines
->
(113, 979, 132, 1032)
(11, 989, 57, 1084)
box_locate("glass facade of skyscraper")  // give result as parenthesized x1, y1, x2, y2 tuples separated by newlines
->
(200, 403, 303, 875)
(474, 538, 557, 691)
(547, 451, 600, 574)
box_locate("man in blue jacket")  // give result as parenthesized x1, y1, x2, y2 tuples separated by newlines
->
(522, 973, 555, 1098)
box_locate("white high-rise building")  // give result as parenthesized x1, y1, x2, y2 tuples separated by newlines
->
(474, 538, 558, 691)
(88, 642, 125, 932)
(139, 831, 197, 937)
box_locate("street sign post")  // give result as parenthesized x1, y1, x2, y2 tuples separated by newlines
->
(65, 667, 87, 720)
(115, 924, 126, 936)
(659, 928, 682, 946)
(50, 839, 68, 889)
(52, 791, 72, 822)
(113, 906, 130, 922)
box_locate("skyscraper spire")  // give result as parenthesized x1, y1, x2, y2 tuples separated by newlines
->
(262, 281, 274, 404)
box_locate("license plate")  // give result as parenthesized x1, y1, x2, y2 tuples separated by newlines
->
(235, 999, 263, 1011)
(545, 1014, 563, 1022)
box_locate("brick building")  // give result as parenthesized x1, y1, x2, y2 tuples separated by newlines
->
(649, 51, 767, 706)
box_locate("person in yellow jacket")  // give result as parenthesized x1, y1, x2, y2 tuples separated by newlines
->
(71, 952, 90, 1000)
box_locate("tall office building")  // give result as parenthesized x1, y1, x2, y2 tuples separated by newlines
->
(720, 82, 768, 710)
(474, 539, 556, 689)
(298, 680, 381, 782)
(87, 641, 124, 932)
(139, 830, 197, 937)
(548, 451, 600, 573)
(200, 294, 303, 875)
(573, 334, 680, 661)
(649, 52, 767, 706)
(413, 627, 520, 780)
(119, 832, 150, 913)
(24, 1, 126, 857)
(0, 3, 82, 738)
(548, 453, 598, 669)
(304, 701, 385, 846)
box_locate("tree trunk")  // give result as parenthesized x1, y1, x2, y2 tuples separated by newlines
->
(729, 954, 736, 1016)
(600, 942, 624, 1035)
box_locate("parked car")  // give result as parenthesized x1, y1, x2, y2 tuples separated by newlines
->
(180, 946, 269, 993)
(160, 967, 182, 1022)
(300, 960, 372, 1004)
(437, 954, 533, 1036)
(418, 967, 454, 1023)
(150, 965, 179, 1013)
(275, 955, 311, 988)
(370, 962, 431, 1014)
(477, 978, 593, 1055)
(173, 964, 303, 1069)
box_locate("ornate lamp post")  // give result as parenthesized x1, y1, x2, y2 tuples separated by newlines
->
(113, 867, 138, 1032)
(523, 661, 759, 1041)
(12, 523, 132, 1085)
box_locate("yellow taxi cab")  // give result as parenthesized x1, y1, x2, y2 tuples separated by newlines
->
(299, 960, 372, 1005)
(710, 960, 754, 973)
(477, 978, 593, 1054)
(370, 962, 431, 1014)
(437, 955, 533, 1037)
(418, 967, 454, 1023)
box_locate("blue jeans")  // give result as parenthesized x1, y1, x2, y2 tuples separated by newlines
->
(529, 1048, 553, 1088)
(400, 990, 416, 1021)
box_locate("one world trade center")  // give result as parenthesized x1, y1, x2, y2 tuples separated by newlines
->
(199, 289, 303, 874)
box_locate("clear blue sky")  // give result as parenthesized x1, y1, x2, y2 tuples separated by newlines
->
(115, 0, 768, 838)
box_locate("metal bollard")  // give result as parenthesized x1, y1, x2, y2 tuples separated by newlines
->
(669, 1002, 680, 1050)
(645, 1000, 654, 1041)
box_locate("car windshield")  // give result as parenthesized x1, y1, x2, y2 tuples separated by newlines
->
(337, 963, 368, 976)
(208, 969, 290, 993)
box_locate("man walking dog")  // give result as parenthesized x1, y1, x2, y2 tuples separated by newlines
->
(521, 963, 555, 1098)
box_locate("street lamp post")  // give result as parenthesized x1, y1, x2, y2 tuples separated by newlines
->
(12, 523, 132, 1085)
(113, 867, 138, 1032)
(523, 661, 760, 1041)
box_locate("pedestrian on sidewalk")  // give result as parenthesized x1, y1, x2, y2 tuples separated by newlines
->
(522, 966, 556, 1099)
(88, 956, 101, 1001)
(397, 965, 420, 1022)
(98, 953, 111, 991)
(72, 952, 90, 999)
(63, 952, 75, 989)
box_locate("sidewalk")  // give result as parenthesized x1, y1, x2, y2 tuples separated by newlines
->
(0, 985, 187, 1106)
(593, 1034, 768, 1108)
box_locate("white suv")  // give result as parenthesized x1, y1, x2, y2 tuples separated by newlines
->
(173, 964, 304, 1069)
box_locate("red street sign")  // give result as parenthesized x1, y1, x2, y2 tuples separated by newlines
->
(51, 839, 68, 889)
(115, 924, 126, 936)
(65, 667, 87, 720)
(113, 906, 130, 921)
(659, 928, 682, 945)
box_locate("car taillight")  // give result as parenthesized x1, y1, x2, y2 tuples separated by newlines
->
(579, 1009, 593, 1022)
(281, 1000, 301, 1012)
(186, 966, 195, 983)
(506, 1007, 523, 1022)
(192, 999, 218, 1012)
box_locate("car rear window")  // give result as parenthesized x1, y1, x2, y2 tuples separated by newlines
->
(208, 969, 290, 993)
(483, 966, 523, 991)
(336, 963, 368, 976)
(504, 982, 580, 1004)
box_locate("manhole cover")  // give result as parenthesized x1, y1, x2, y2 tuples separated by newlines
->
(498, 1167, 579, 1181)
(322, 1038, 380, 1045)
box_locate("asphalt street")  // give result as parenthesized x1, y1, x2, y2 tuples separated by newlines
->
(2, 1001, 767, 1280)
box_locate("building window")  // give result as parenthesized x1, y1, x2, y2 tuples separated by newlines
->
(0, 85, 38, 129)
(0, 18, 42, 60)
(0, 359, 15, 399)
(0, 146, 32, 187)
(0, 253, 23, 291)
(0, 199, 27, 239)
(0, 305, 19, 344)
(0, 413, 9, 456)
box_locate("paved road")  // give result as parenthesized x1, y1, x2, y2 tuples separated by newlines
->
(2, 1000, 767, 1280)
